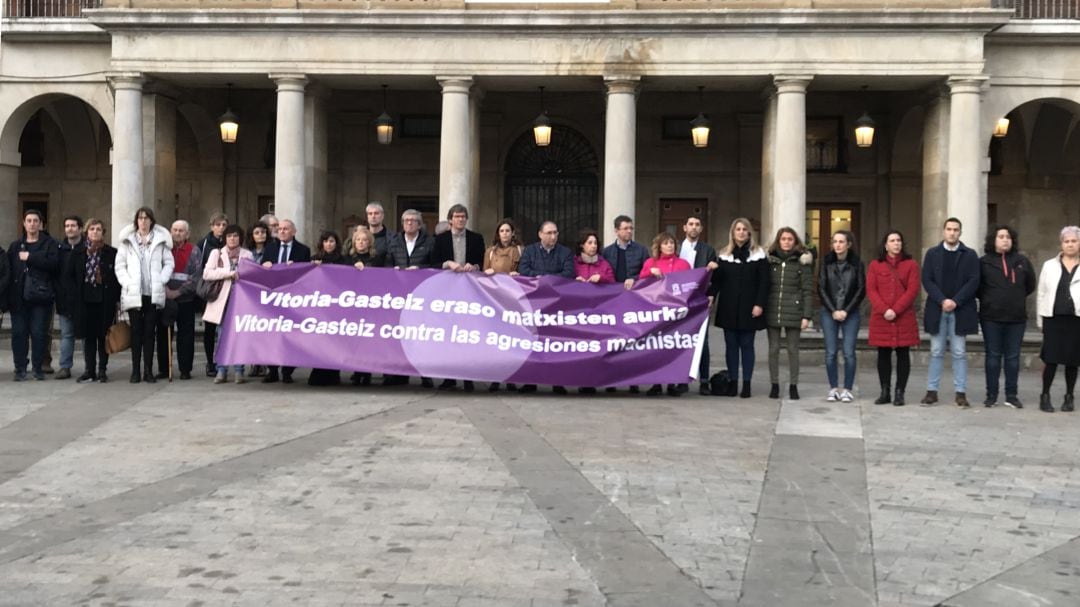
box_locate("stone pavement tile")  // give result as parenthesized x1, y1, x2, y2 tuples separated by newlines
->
(508, 397, 776, 604)
(864, 368, 1080, 606)
(939, 536, 1080, 607)
(0, 407, 605, 606)
(0, 385, 398, 530)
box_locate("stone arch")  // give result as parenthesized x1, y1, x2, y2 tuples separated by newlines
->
(890, 105, 925, 176)
(981, 87, 1080, 152)
(0, 85, 113, 167)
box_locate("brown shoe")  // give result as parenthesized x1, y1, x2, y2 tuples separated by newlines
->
(920, 390, 938, 406)
(955, 392, 970, 408)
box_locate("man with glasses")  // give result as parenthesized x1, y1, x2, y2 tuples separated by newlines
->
(517, 221, 575, 394)
(385, 209, 436, 387)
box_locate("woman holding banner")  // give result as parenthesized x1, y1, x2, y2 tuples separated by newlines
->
(642, 232, 692, 397)
(485, 219, 524, 392)
(574, 229, 615, 285)
(309, 231, 347, 386)
(349, 226, 385, 271)
(203, 224, 252, 384)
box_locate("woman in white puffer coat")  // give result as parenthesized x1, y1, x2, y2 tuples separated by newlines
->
(115, 206, 173, 384)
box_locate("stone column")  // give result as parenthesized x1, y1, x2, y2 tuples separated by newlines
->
(142, 92, 177, 223)
(305, 84, 330, 244)
(946, 77, 988, 239)
(109, 73, 145, 246)
(438, 76, 473, 223)
(769, 75, 812, 239)
(759, 90, 778, 238)
(468, 87, 483, 229)
(603, 76, 639, 246)
(921, 90, 950, 253)
(0, 162, 17, 246)
(271, 74, 308, 240)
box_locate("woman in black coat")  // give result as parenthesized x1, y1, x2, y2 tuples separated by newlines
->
(71, 219, 121, 383)
(309, 231, 349, 386)
(709, 217, 769, 398)
(347, 226, 384, 386)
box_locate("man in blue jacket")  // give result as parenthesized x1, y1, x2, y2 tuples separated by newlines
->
(602, 215, 648, 290)
(517, 221, 574, 394)
(920, 217, 980, 408)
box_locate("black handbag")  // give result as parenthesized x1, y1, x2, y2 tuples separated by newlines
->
(710, 370, 737, 397)
(22, 271, 54, 304)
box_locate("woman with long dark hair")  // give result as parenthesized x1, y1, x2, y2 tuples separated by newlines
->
(765, 227, 814, 400)
(115, 206, 174, 383)
(484, 219, 524, 392)
(203, 224, 253, 384)
(818, 230, 865, 403)
(309, 231, 347, 386)
(978, 225, 1035, 408)
(867, 230, 920, 406)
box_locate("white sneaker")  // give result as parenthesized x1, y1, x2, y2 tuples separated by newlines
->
(840, 389, 854, 403)
(826, 388, 840, 402)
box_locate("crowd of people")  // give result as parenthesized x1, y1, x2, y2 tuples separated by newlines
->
(2, 204, 1078, 412)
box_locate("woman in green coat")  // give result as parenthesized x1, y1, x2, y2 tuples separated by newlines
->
(766, 227, 815, 400)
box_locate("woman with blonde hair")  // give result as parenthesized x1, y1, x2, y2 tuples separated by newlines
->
(708, 218, 769, 397)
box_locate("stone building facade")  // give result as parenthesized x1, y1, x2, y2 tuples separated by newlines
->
(1, 0, 1079, 272)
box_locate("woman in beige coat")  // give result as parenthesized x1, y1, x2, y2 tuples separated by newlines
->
(203, 224, 254, 383)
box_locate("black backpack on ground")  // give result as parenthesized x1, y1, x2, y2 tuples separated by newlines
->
(710, 370, 737, 397)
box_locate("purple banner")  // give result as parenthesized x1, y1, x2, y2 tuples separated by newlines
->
(216, 261, 709, 387)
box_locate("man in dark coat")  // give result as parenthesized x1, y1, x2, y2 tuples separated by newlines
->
(387, 209, 435, 270)
(432, 203, 485, 391)
(602, 215, 649, 290)
(9, 209, 59, 381)
(54, 215, 86, 380)
(261, 219, 312, 384)
(517, 221, 575, 395)
(920, 217, 980, 408)
(678, 215, 719, 394)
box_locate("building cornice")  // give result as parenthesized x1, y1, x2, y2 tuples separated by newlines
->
(987, 20, 1080, 45)
(84, 8, 1014, 35)
(0, 19, 107, 42)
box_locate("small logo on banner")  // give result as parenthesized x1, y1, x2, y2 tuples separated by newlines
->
(671, 284, 682, 296)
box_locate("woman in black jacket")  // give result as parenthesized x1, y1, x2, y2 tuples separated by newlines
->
(309, 231, 348, 386)
(709, 218, 769, 398)
(818, 230, 866, 403)
(71, 218, 121, 383)
(977, 225, 1035, 408)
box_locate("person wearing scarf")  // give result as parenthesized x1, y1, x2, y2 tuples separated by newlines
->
(202, 224, 254, 384)
(977, 225, 1035, 408)
(72, 219, 120, 383)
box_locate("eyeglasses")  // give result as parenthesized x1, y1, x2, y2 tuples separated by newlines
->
(403, 219, 420, 224)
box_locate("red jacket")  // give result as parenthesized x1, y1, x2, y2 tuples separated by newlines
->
(867, 255, 921, 348)
(640, 254, 691, 278)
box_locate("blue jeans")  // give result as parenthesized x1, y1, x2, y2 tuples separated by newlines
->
(12, 303, 51, 375)
(821, 310, 860, 389)
(982, 320, 1025, 398)
(928, 312, 967, 392)
(215, 324, 244, 376)
(58, 313, 76, 370)
(723, 329, 756, 382)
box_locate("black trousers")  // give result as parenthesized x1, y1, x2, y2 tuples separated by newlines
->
(203, 320, 218, 370)
(83, 301, 109, 373)
(158, 300, 196, 374)
(128, 296, 158, 374)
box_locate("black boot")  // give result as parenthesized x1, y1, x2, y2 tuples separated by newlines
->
(874, 384, 891, 405)
(893, 388, 905, 406)
(789, 384, 800, 400)
(739, 382, 751, 398)
(1040, 393, 1055, 413)
(130, 360, 141, 384)
(1064, 394, 1075, 412)
(769, 383, 780, 399)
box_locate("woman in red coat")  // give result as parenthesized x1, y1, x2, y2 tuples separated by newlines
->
(641, 232, 692, 397)
(867, 230, 921, 406)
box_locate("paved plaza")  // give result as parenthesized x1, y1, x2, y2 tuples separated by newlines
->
(1, 338, 1079, 607)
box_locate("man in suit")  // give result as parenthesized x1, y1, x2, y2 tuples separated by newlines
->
(602, 215, 649, 291)
(678, 215, 720, 395)
(385, 209, 435, 387)
(261, 219, 311, 384)
(431, 204, 486, 391)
